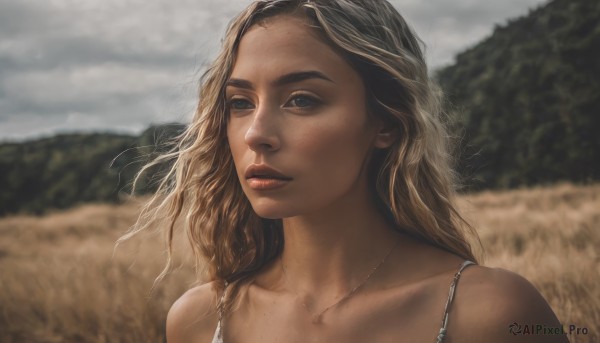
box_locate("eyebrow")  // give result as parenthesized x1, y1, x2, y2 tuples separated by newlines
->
(225, 70, 335, 90)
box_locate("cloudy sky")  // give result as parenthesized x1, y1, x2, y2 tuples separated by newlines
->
(0, 0, 549, 142)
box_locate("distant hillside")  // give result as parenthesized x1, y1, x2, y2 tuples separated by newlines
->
(3, 0, 599, 214)
(0, 124, 185, 215)
(437, 0, 600, 189)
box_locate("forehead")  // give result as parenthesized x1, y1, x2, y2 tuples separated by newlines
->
(230, 15, 359, 85)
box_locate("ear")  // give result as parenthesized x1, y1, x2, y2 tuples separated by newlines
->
(373, 121, 399, 149)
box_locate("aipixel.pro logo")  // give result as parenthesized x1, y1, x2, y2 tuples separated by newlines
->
(509, 322, 589, 336)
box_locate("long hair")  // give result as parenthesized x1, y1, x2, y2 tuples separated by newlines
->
(121, 0, 480, 311)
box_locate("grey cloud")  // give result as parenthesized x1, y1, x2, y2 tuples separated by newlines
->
(0, 0, 548, 141)
(0, 0, 58, 37)
(0, 0, 242, 141)
(0, 84, 196, 139)
(391, 0, 549, 67)
(1, 37, 196, 72)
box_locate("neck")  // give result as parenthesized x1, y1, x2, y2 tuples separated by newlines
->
(279, 194, 403, 301)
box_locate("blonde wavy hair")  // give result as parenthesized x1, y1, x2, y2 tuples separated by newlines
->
(122, 0, 479, 307)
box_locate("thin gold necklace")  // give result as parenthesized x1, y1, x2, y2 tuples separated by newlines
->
(280, 238, 400, 324)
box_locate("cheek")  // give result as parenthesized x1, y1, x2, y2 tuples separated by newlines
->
(226, 125, 245, 170)
(295, 112, 373, 180)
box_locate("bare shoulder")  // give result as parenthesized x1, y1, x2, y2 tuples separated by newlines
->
(166, 281, 221, 343)
(449, 265, 569, 343)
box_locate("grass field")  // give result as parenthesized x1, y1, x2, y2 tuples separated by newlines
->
(0, 183, 598, 342)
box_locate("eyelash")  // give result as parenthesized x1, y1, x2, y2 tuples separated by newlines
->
(227, 93, 322, 112)
(285, 94, 321, 109)
(227, 98, 253, 111)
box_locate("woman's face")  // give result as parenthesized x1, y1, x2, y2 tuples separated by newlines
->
(226, 14, 392, 219)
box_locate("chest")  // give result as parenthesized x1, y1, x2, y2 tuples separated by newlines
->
(222, 282, 450, 343)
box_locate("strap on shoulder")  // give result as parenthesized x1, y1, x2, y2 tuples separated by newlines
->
(436, 260, 476, 343)
(214, 281, 229, 342)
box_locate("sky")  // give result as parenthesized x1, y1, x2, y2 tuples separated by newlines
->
(0, 0, 549, 142)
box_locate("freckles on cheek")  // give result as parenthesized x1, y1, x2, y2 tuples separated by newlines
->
(296, 123, 337, 153)
(295, 122, 359, 168)
(226, 127, 245, 168)
(226, 123, 244, 149)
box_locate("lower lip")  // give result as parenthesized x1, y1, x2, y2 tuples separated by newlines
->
(247, 177, 291, 190)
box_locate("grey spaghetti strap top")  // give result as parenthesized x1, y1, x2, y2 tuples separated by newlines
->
(212, 260, 476, 343)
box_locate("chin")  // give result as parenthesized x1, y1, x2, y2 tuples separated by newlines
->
(250, 200, 298, 220)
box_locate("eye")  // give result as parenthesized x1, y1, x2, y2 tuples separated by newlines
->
(285, 94, 321, 109)
(228, 98, 254, 110)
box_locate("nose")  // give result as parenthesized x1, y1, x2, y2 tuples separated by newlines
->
(244, 104, 281, 153)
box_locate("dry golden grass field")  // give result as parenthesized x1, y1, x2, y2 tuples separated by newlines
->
(0, 183, 598, 342)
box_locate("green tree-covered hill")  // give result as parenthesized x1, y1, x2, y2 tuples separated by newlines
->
(0, 124, 184, 215)
(437, 0, 600, 189)
(2, 0, 599, 215)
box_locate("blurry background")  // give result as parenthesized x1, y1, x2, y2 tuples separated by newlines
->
(0, 0, 553, 141)
(0, 0, 598, 342)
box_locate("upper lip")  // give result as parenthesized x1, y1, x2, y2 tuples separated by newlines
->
(245, 164, 292, 180)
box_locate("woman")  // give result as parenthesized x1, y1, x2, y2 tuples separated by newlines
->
(132, 0, 567, 342)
